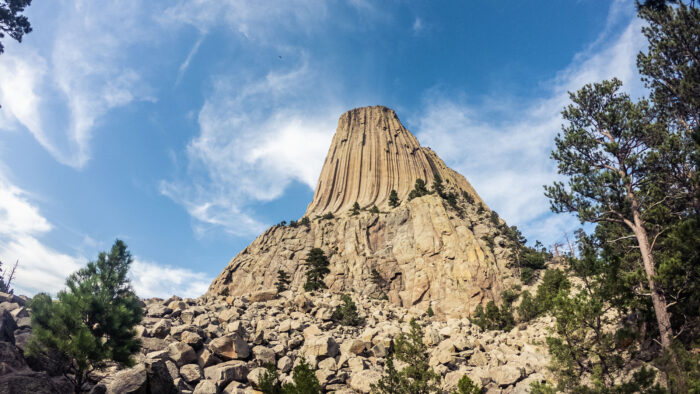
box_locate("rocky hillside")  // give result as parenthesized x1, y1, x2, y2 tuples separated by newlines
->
(209, 106, 519, 318)
(0, 289, 555, 393)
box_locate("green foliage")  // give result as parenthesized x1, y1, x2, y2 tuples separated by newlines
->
(27, 240, 143, 391)
(389, 189, 400, 207)
(303, 248, 330, 292)
(0, 0, 32, 55)
(321, 212, 334, 220)
(408, 179, 430, 200)
(517, 290, 538, 322)
(489, 210, 500, 225)
(372, 318, 440, 393)
(471, 300, 515, 331)
(461, 191, 474, 205)
(426, 306, 434, 317)
(259, 359, 322, 394)
(369, 205, 380, 214)
(350, 202, 361, 216)
(536, 269, 570, 312)
(289, 220, 298, 228)
(431, 176, 444, 196)
(283, 358, 322, 394)
(259, 364, 283, 394)
(332, 294, 365, 326)
(276, 270, 291, 293)
(300, 217, 310, 227)
(528, 381, 556, 394)
(452, 375, 482, 394)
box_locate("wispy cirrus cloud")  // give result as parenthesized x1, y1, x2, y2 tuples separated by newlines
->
(161, 61, 340, 237)
(0, 168, 212, 298)
(414, 0, 646, 246)
(0, 1, 154, 168)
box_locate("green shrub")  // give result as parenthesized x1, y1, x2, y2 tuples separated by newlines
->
(289, 220, 298, 228)
(258, 364, 282, 394)
(489, 210, 500, 225)
(321, 212, 334, 220)
(427, 306, 434, 317)
(517, 290, 538, 322)
(369, 205, 380, 214)
(350, 202, 360, 216)
(371, 318, 440, 393)
(462, 191, 475, 204)
(283, 358, 321, 394)
(300, 217, 310, 226)
(303, 248, 330, 292)
(389, 189, 400, 207)
(520, 267, 535, 285)
(276, 270, 290, 293)
(453, 375, 483, 394)
(332, 294, 365, 326)
(471, 301, 515, 331)
(408, 178, 430, 200)
(535, 269, 570, 312)
(27, 240, 143, 392)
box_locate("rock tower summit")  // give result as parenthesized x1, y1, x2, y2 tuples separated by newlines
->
(209, 105, 517, 318)
(306, 105, 483, 215)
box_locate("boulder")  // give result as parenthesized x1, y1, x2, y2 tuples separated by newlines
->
(246, 367, 267, 388)
(180, 364, 203, 384)
(208, 335, 250, 360)
(167, 342, 197, 367)
(253, 346, 276, 365)
(347, 369, 382, 393)
(0, 309, 17, 343)
(105, 363, 147, 394)
(203, 360, 248, 387)
(0, 371, 73, 394)
(249, 290, 277, 303)
(303, 335, 338, 358)
(193, 380, 218, 394)
(151, 319, 172, 338)
(490, 364, 524, 387)
(0, 342, 28, 374)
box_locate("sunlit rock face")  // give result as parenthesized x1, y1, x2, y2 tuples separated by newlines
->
(209, 106, 517, 318)
(306, 105, 484, 215)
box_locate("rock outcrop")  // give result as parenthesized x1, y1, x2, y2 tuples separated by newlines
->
(306, 106, 484, 215)
(209, 106, 519, 318)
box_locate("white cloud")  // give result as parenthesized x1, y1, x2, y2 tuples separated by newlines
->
(0, 169, 211, 298)
(0, 1, 152, 168)
(0, 171, 85, 295)
(130, 259, 211, 299)
(161, 0, 328, 42)
(414, 3, 646, 246)
(176, 34, 206, 86)
(412, 17, 424, 34)
(162, 62, 339, 236)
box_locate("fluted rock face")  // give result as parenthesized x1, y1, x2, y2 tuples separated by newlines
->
(306, 106, 484, 215)
(209, 106, 517, 318)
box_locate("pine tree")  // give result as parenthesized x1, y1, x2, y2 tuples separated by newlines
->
(408, 179, 430, 200)
(332, 294, 365, 326)
(544, 78, 680, 355)
(0, 0, 32, 55)
(303, 248, 330, 292)
(369, 205, 380, 214)
(389, 189, 400, 207)
(275, 270, 291, 293)
(27, 240, 143, 392)
(350, 202, 360, 216)
(372, 318, 440, 393)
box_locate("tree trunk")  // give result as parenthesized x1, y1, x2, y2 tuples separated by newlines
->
(630, 209, 674, 350)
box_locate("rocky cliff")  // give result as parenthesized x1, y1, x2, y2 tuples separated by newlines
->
(209, 106, 518, 318)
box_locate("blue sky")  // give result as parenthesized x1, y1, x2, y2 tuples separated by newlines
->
(0, 0, 649, 298)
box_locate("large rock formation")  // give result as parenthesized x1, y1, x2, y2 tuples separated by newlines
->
(306, 106, 484, 215)
(209, 105, 518, 318)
